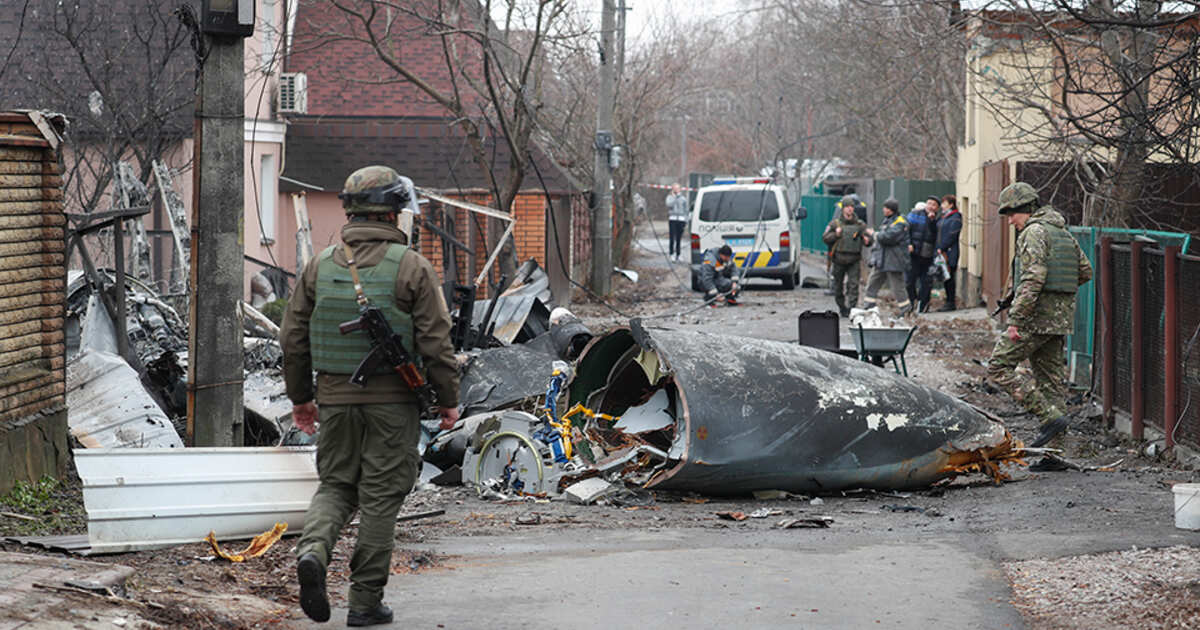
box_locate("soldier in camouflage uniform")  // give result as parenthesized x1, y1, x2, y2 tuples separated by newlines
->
(986, 182, 1092, 450)
(281, 166, 460, 626)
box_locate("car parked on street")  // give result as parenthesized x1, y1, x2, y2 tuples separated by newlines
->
(689, 176, 805, 290)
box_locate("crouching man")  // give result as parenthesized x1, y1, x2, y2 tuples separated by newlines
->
(699, 244, 741, 306)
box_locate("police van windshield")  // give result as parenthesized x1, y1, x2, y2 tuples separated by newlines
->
(698, 190, 780, 222)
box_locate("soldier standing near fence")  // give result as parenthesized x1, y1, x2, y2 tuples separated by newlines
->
(987, 182, 1092, 455)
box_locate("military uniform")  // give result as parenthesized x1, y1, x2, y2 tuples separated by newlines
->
(822, 214, 868, 315)
(986, 186, 1091, 441)
(281, 167, 458, 624)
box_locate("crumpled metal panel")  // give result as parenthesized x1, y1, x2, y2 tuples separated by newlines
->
(470, 295, 551, 344)
(458, 344, 559, 417)
(572, 327, 1013, 495)
(74, 447, 317, 554)
(66, 351, 184, 449)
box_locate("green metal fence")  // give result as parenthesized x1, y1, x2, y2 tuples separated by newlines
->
(798, 194, 841, 254)
(873, 178, 956, 216)
(1067, 226, 1191, 382)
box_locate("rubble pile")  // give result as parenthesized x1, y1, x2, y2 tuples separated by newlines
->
(64, 270, 289, 448)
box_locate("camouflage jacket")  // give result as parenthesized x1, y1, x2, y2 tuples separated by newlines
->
(1007, 207, 1093, 335)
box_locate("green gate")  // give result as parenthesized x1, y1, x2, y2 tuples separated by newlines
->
(798, 195, 841, 254)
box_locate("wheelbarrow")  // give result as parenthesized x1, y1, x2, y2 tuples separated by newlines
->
(852, 325, 917, 376)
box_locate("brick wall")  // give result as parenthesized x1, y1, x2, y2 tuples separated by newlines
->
(415, 191, 585, 300)
(289, 1, 484, 118)
(0, 112, 69, 494)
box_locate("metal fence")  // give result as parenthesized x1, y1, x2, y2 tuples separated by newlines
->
(1100, 239, 1200, 451)
(1067, 227, 1190, 384)
(798, 194, 840, 254)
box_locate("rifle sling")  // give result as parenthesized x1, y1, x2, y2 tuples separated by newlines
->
(342, 242, 370, 307)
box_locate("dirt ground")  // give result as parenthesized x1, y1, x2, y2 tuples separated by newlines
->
(3, 218, 1198, 628)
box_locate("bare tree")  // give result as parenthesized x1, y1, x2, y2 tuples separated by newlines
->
(968, 2, 1200, 227)
(300, 0, 585, 277)
(0, 0, 195, 216)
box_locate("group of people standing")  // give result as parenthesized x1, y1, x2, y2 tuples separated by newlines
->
(822, 193, 962, 318)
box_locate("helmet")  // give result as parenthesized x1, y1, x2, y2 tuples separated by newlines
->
(839, 195, 855, 208)
(997, 182, 1038, 215)
(338, 165, 412, 215)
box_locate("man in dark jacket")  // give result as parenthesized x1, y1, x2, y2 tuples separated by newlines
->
(936, 195, 963, 311)
(862, 198, 912, 316)
(823, 201, 871, 317)
(698, 244, 740, 305)
(281, 166, 460, 627)
(904, 198, 939, 312)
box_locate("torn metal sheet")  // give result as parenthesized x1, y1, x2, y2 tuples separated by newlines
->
(66, 351, 184, 449)
(501, 259, 554, 306)
(568, 327, 1020, 495)
(74, 447, 318, 554)
(457, 344, 560, 417)
(613, 388, 674, 434)
(469, 295, 551, 344)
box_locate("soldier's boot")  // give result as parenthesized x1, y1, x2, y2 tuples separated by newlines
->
(297, 553, 330, 622)
(1029, 415, 1070, 448)
(347, 604, 394, 627)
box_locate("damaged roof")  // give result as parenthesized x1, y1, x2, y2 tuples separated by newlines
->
(280, 117, 581, 195)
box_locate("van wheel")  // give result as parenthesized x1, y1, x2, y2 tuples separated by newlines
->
(691, 272, 702, 292)
(782, 271, 796, 290)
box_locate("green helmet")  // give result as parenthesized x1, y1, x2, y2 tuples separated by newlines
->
(997, 182, 1039, 215)
(338, 165, 411, 215)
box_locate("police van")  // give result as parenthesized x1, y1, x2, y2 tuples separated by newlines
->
(689, 176, 805, 290)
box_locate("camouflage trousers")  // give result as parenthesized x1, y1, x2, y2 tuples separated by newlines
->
(296, 402, 420, 611)
(986, 333, 1066, 422)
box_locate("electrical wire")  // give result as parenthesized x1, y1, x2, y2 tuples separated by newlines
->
(528, 151, 723, 319)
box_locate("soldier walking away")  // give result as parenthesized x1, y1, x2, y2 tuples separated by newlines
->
(699, 244, 741, 305)
(823, 198, 872, 317)
(986, 182, 1092, 457)
(936, 194, 962, 311)
(862, 198, 912, 317)
(665, 183, 690, 262)
(281, 166, 460, 626)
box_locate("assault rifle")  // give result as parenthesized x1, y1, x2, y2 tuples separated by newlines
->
(991, 291, 1014, 317)
(339, 305, 437, 410)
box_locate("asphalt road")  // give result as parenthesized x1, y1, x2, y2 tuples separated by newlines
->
(288, 219, 1198, 629)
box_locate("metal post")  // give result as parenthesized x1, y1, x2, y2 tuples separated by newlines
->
(1130, 240, 1144, 440)
(112, 212, 128, 361)
(589, 0, 616, 296)
(1164, 244, 1180, 449)
(187, 35, 245, 447)
(1101, 237, 1114, 423)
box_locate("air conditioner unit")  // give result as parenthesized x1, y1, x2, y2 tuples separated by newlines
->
(278, 72, 307, 114)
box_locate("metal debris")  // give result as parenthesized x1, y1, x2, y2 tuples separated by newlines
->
(74, 447, 317, 554)
(204, 523, 288, 562)
(442, 324, 1024, 500)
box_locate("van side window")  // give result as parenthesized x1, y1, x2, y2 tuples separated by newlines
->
(698, 190, 781, 222)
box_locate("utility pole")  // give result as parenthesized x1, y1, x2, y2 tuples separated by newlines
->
(590, 0, 616, 295)
(188, 29, 247, 447)
(616, 0, 627, 82)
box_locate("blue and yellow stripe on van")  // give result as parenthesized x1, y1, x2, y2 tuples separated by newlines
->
(733, 251, 780, 268)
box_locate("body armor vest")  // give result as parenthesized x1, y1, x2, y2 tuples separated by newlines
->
(311, 243, 415, 375)
(1013, 224, 1079, 294)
